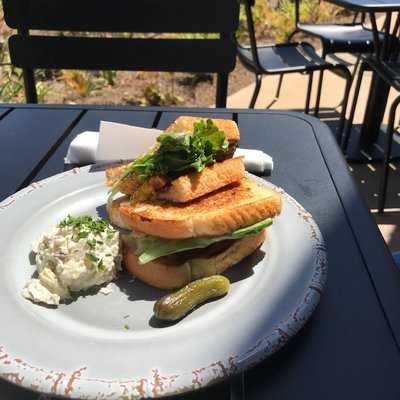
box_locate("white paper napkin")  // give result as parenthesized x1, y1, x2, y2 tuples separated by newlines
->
(235, 148, 273, 175)
(65, 130, 99, 165)
(65, 121, 273, 175)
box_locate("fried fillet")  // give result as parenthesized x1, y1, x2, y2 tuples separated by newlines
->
(106, 157, 245, 203)
(112, 179, 281, 239)
(157, 157, 245, 202)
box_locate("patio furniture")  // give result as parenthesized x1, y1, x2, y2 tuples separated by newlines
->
(325, 0, 400, 160)
(237, 0, 352, 138)
(347, 56, 400, 212)
(1, 104, 400, 400)
(338, 9, 400, 210)
(2, 0, 239, 107)
(286, 4, 377, 116)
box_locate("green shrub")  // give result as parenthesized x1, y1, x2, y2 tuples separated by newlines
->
(237, 0, 344, 43)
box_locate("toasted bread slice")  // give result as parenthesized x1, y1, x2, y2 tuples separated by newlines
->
(106, 157, 245, 202)
(123, 230, 266, 289)
(107, 195, 133, 230)
(165, 116, 240, 145)
(114, 178, 282, 239)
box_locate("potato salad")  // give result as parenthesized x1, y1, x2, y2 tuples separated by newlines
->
(22, 215, 121, 306)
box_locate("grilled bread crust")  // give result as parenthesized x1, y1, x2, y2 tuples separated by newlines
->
(123, 230, 266, 289)
(165, 116, 240, 144)
(116, 179, 282, 239)
(107, 195, 133, 230)
(157, 157, 245, 202)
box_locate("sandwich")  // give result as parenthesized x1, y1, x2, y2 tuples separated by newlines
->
(110, 179, 281, 289)
(105, 116, 243, 203)
(106, 116, 282, 289)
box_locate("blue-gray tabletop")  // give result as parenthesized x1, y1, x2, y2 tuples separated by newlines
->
(1, 105, 400, 400)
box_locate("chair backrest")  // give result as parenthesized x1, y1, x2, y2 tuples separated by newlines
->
(238, 0, 263, 71)
(3, 0, 239, 106)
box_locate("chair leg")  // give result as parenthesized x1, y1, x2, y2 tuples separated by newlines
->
(305, 72, 314, 114)
(378, 95, 400, 213)
(216, 72, 228, 108)
(249, 74, 262, 108)
(341, 63, 366, 150)
(351, 54, 362, 86)
(287, 29, 299, 42)
(335, 66, 352, 145)
(275, 74, 284, 100)
(274, 29, 298, 103)
(334, 53, 362, 109)
(22, 68, 38, 103)
(314, 52, 327, 117)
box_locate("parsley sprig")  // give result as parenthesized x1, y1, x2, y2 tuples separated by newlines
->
(59, 215, 113, 235)
(59, 215, 115, 269)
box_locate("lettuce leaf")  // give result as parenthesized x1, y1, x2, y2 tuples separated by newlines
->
(110, 119, 229, 197)
(136, 218, 272, 264)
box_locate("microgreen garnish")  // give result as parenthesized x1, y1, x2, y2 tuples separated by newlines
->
(97, 258, 106, 272)
(87, 239, 97, 249)
(59, 215, 115, 241)
(86, 253, 99, 263)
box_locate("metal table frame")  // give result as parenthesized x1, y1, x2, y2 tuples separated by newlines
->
(326, 0, 400, 160)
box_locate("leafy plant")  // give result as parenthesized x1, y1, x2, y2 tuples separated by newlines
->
(36, 81, 49, 103)
(164, 91, 184, 106)
(238, 0, 344, 43)
(62, 70, 98, 97)
(237, 0, 269, 42)
(139, 83, 183, 106)
(0, 41, 24, 102)
(178, 73, 213, 88)
(0, 78, 23, 102)
(101, 70, 117, 86)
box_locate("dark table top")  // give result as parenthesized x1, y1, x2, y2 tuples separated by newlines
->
(1, 104, 400, 400)
(325, 0, 400, 12)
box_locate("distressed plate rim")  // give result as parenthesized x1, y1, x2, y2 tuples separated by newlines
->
(0, 167, 327, 399)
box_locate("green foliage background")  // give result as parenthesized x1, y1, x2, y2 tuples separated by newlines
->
(0, 0, 344, 103)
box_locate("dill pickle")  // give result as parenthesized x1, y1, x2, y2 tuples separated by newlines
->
(153, 275, 230, 321)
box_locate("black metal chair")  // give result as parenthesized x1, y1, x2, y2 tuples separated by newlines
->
(285, 2, 378, 116)
(347, 59, 400, 212)
(237, 0, 352, 138)
(2, 0, 239, 107)
(342, 13, 400, 212)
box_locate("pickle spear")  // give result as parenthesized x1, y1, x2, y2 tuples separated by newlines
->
(153, 275, 230, 321)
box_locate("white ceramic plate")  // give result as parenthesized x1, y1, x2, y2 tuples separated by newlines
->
(0, 167, 327, 399)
